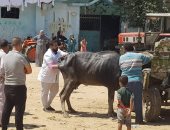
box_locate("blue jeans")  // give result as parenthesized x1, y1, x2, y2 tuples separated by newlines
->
(128, 81, 143, 122)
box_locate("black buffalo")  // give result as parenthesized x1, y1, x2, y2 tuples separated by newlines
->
(58, 51, 120, 117)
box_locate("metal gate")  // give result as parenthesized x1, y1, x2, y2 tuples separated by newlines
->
(80, 15, 101, 52)
(80, 15, 120, 52)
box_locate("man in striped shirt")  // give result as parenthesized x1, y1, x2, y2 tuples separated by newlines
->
(119, 42, 152, 124)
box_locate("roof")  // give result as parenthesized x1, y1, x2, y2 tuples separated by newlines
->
(62, 0, 101, 6)
(62, 0, 94, 3)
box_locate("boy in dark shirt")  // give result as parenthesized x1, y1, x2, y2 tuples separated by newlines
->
(117, 75, 134, 130)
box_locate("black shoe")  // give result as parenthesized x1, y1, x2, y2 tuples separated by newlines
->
(48, 106, 55, 111)
(43, 106, 55, 112)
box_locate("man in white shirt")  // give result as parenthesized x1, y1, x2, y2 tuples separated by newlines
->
(0, 39, 9, 126)
(38, 40, 67, 112)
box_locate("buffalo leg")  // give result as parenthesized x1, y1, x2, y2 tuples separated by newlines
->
(66, 93, 76, 113)
(60, 81, 70, 117)
(60, 80, 75, 118)
(66, 82, 80, 113)
(59, 86, 66, 98)
(108, 87, 116, 117)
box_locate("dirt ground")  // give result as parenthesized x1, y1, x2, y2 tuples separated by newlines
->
(7, 64, 170, 130)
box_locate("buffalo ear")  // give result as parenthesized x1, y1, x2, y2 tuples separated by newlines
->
(59, 56, 66, 61)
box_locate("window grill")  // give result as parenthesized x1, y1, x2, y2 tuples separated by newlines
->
(80, 15, 100, 31)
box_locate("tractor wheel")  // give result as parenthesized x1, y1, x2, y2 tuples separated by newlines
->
(143, 88, 161, 122)
(25, 45, 36, 62)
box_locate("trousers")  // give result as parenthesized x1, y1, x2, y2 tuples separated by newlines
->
(1, 85, 27, 130)
(41, 82, 59, 108)
(128, 81, 143, 122)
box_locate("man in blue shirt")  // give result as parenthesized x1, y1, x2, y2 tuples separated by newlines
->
(119, 42, 152, 124)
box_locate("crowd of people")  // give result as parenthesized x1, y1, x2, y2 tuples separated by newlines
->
(0, 30, 152, 130)
(33, 30, 88, 67)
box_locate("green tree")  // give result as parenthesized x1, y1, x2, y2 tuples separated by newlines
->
(80, 0, 120, 15)
(113, 0, 168, 29)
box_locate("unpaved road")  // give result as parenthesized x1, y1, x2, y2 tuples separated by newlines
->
(7, 64, 170, 130)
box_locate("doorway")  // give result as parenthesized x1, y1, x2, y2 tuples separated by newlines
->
(80, 15, 120, 52)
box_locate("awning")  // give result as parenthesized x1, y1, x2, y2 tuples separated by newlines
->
(0, 0, 55, 10)
(0, 0, 10, 7)
(146, 13, 170, 17)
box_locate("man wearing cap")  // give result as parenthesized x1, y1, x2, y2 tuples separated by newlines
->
(0, 39, 9, 126)
(34, 30, 50, 67)
(119, 42, 152, 124)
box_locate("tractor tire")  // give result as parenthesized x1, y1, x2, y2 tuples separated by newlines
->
(25, 45, 36, 62)
(143, 88, 161, 122)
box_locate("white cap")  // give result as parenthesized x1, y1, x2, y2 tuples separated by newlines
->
(40, 30, 44, 33)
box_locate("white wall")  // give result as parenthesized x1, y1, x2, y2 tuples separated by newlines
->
(35, 6, 45, 36)
(0, 3, 80, 41)
(42, 3, 80, 40)
(0, 5, 36, 42)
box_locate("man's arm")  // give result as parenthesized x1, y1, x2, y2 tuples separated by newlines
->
(33, 35, 38, 41)
(21, 56, 32, 74)
(127, 94, 134, 116)
(117, 99, 126, 109)
(49, 64, 58, 69)
(45, 54, 59, 69)
(24, 64, 32, 74)
(59, 51, 68, 61)
(141, 53, 153, 65)
(129, 98, 134, 113)
(0, 58, 5, 82)
(117, 92, 126, 109)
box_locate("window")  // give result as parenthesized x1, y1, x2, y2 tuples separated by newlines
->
(1, 7, 20, 19)
(126, 37, 128, 42)
(123, 37, 125, 42)
(80, 15, 100, 31)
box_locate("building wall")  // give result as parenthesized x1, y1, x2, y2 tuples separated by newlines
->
(0, 5, 36, 42)
(42, 3, 80, 41)
(0, 3, 80, 42)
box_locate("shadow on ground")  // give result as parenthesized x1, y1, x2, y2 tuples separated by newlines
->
(69, 111, 112, 119)
(69, 107, 170, 125)
(11, 112, 33, 116)
(8, 123, 46, 129)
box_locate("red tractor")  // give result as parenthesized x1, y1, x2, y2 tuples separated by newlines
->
(22, 39, 36, 62)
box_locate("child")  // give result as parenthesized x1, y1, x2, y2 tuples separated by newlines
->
(80, 37, 87, 52)
(117, 75, 134, 130)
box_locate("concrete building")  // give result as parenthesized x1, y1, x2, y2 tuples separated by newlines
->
(0, 0, 96, 42)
